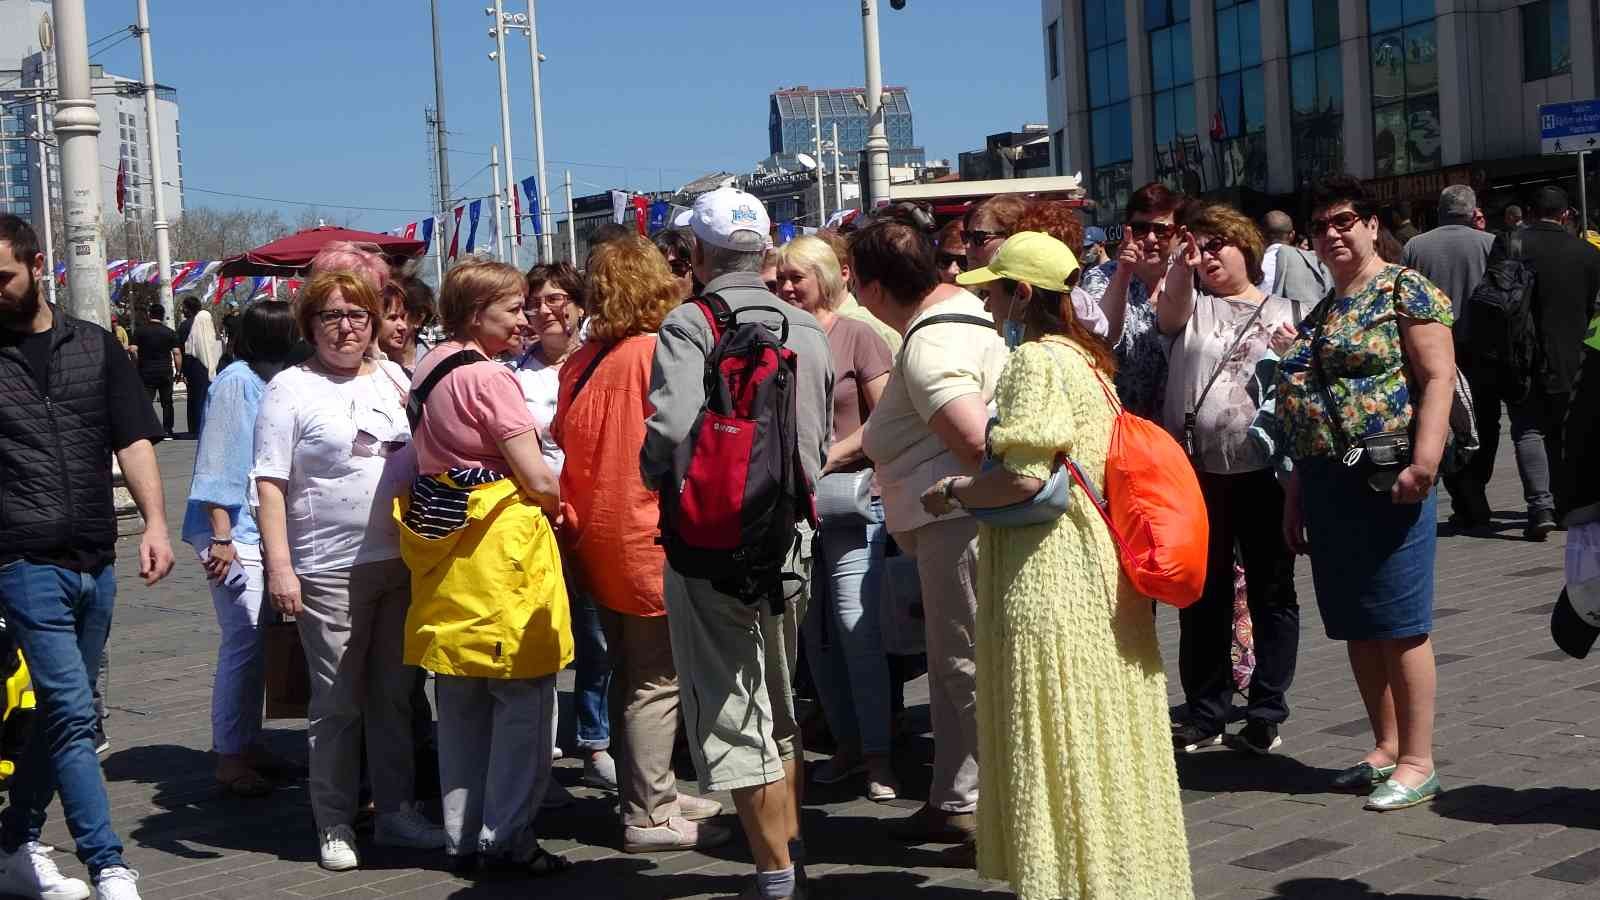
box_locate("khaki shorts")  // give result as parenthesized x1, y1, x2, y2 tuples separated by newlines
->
(663, 529, 811, 793)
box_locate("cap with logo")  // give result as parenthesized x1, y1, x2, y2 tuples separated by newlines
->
(678, 187, 771, 252)
(1084, 226, 1108, 248)
(955, 231, 1081, 291)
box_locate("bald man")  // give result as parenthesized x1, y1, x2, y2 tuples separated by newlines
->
(1257, 209, 1331, 309)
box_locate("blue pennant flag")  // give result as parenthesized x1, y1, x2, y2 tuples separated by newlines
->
(649, 201, 669, 233)
(777, 221, 798, 245)
(521, 176, 542, 237)
(419, 217, 435, 253)
(465, 201, 483, 254)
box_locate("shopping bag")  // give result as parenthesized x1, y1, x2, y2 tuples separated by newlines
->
(263, 618, 310, 719)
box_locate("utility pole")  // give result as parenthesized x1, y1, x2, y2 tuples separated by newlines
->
(491, 145, 507, 262)
(832, 122, 843, 222)
(52, 0, 109, 327)
(32, 95, 57, 307)
(859, 0, 891, 209)
(564, 169, 575, 265)
(813, 93, 826, 228)
(525, 1, 551, 263)
(488, 1, 518, 269)
(429, 0, 451, 213)
(135, 0, 173, 325)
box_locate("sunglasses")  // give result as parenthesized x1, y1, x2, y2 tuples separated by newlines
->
(1308, 211, 1366, 236)
(524, 292, 570, 313)
(937, 251, 968, 271)
(1197, 237, 1229, 257)
(667, 259, 693, 277)
(962, 230, 1008, 246)
(1126, 221, 1177, 239)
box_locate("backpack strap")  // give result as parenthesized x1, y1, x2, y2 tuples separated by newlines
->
(903, 313, 995, 346)
(407, 349, 487, 431)
(690, 292, 735, 343)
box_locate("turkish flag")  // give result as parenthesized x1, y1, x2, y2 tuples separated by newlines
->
(115, 158, 127, 214)
(1210, 110, 1226, 142)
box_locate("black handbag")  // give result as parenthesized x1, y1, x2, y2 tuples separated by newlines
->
(1308, 297, 1412, 494)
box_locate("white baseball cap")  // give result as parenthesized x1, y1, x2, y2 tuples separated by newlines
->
(680, 187, 771, 251)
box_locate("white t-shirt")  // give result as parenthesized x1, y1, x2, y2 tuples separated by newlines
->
(250, 361, 416, 574)
(511, 346, 566, 474)
(862, 289, 1009, 534)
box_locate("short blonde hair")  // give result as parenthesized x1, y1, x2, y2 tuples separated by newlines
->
(774, 236, 846, 309)
(295, 271, 382, 347)
(438, 258, 526, 340)
(585, 233, 682, 342)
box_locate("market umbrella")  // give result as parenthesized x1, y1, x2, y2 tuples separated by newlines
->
(216, 226, 427, 277)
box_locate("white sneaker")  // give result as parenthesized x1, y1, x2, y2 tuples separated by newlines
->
(318, 825, 359, 872)
(0, 841, 90, 900)
(581, 751, 618, 792)
(373, 803, 446, 850)
(93, 866, 139, 900)
(622, 816, 733, 854)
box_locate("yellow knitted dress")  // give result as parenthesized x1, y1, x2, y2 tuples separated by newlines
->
(975, 339, 1193, 900)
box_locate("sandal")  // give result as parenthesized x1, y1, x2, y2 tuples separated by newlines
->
(216, 768, 273, 798)
(524, 846, 573, 877)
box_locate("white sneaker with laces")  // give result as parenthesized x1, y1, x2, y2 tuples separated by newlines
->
(373, 803, 446, 850)
(0, 841, 90, 900)
(93, 866, 140, 900)
(318, 825, 359, 871)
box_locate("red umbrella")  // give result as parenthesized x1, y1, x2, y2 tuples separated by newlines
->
(216, 226, 427, 277)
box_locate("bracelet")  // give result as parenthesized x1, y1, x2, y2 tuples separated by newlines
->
(210, 537, 233, 545)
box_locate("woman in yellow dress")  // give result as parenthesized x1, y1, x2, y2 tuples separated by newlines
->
(922, 232, 1193, 900)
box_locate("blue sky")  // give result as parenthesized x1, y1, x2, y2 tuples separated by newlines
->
(84, 1, 1046, 232)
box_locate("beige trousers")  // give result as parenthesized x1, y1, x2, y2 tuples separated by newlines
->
(596, 607, 682, 828)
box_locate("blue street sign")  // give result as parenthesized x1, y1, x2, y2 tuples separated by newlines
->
(1541, 99, 1600, 154)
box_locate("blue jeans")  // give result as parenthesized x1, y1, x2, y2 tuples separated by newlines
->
(803, 502, 891, 755)
(570, 591, 611, 751)
(0, 561, 124, 876)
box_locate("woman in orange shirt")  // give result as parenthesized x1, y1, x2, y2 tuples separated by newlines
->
(551, 233, 730, 854)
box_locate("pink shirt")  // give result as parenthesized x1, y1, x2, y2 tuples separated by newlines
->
(411, 341, 537, 475)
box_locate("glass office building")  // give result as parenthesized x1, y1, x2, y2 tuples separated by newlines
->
(769, 86, 926, 171)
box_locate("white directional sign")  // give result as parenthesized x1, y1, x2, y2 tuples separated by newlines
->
(1541, 99, 1600, 155)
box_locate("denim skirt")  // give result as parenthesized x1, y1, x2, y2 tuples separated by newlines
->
(1299, 457, 1437, 641)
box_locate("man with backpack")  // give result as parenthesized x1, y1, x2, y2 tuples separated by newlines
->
(641, 187, 830, 900)
(1496, 187, 1600, 540)
(1401, 185, 1496, 526)
(852, 218, 1009, 848)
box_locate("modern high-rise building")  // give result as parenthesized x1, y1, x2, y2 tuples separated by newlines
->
(0, 0, 183, 242)
(769, 85, 926, 171)
(1042, 0, 1597, 222)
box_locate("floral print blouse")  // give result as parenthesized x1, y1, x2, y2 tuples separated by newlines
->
(1274, 264, 1454, 460)
(1079, 260, 1169, 419)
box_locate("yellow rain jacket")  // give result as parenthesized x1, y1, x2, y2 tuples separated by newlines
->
(396, 474, 573, 679)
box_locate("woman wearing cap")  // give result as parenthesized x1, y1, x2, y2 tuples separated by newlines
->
(1276, 175, 1455, 811)
(774, 235, 900, 803)
(922, 231, 1193, 898)
(1157, 201, 1302, 758)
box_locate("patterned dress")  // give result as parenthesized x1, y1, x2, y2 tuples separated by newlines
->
(1079, 261, 1170, 420)
(975, 339, 1193, 900)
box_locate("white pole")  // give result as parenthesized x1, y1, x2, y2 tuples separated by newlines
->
(860, 0, 891, 209)
(526, 0, 552, 263)
(564, 169, 576, 266)
(135, 0, 174, 326)
(832, 122, 842, 222)
(490, 0, 519, 269)
(34, 95, 57, 307)
(52, 0, 109, 327)
(813, 93, 826, 229)
(490, 145, 507, 262)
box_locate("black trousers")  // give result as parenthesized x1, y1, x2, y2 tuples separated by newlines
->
(141, 372, 174, 435)
(181, 357, 210, 438)
(1178, 468, 1300, 733)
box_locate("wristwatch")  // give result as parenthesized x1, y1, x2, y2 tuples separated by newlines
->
(943, 477, 965, 510)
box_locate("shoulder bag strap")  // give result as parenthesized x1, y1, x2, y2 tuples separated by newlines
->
(406, 349, 487, 431)
(1306, 295, 1351, 455)
(1190, 295, 1271, 424)
(566, 342, 615, 405)
(902, 313, 995, 347)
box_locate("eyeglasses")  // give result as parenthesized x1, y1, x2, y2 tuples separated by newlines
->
(962, 230, 1008, 246)
(937, 251, 968, 271)
(524, 292, 570, 312)
(667, 259, 692, 276)
(1126, 221, 1177, 239)
(317, 308, 371, 328)
(1197, 237, 1229, 257)
(1308, 211, 1365, 237)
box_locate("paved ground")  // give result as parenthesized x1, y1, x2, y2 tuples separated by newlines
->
(14, 402, 1593, 900)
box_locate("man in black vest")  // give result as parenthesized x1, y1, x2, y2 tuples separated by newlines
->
(0, 215, 173, 900)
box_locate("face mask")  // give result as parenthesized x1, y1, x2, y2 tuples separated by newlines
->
(1002, 293, 1025, 349)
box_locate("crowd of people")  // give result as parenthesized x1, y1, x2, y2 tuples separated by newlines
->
(0, 158, 1592, 900)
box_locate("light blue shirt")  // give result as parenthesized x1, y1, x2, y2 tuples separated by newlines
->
(182, 361, 268, 549)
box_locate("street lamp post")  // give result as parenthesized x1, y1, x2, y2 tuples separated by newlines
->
(487, 1, 518, 269)
(859, 0, 892, 210)
(51, 0, 109, 327)
(135, 0, 174, 326)
(813, 94, 826, 228)
(526, 2, 552, 263)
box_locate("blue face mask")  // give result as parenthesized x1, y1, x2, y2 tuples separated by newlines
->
(1002, 319, 1025, 349)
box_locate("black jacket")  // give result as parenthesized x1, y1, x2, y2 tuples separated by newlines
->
(1512, 222, 1600, 394)
(0, 315, 118, 560)
(1565, 345, 1600, 526)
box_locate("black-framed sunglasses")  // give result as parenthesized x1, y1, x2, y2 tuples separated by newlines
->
(667, 258, 692, 276)
(937, 251, 968, 271)
(1197, 237, 1230, 257)
(962, 230, 1008, 247)
(1126, 221, 1177, 239)
(1308, 210, 1366, 236)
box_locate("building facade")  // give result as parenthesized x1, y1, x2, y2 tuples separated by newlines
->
(1042, 0, 1597, 219)
(769, 85, 926, 171)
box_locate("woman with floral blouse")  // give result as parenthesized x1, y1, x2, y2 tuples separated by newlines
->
(1275, 175, 1457, 813)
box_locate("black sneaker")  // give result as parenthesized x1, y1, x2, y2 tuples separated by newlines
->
(1172, 723, 1222, 754)
(1526, 509, 1558, 542)
(1229, 720, 1282, 755)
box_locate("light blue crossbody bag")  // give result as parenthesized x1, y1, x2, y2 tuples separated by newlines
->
(968, 343, 1073, 527)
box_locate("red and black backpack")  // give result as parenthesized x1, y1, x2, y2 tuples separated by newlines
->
(657, 293, 817, 612)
